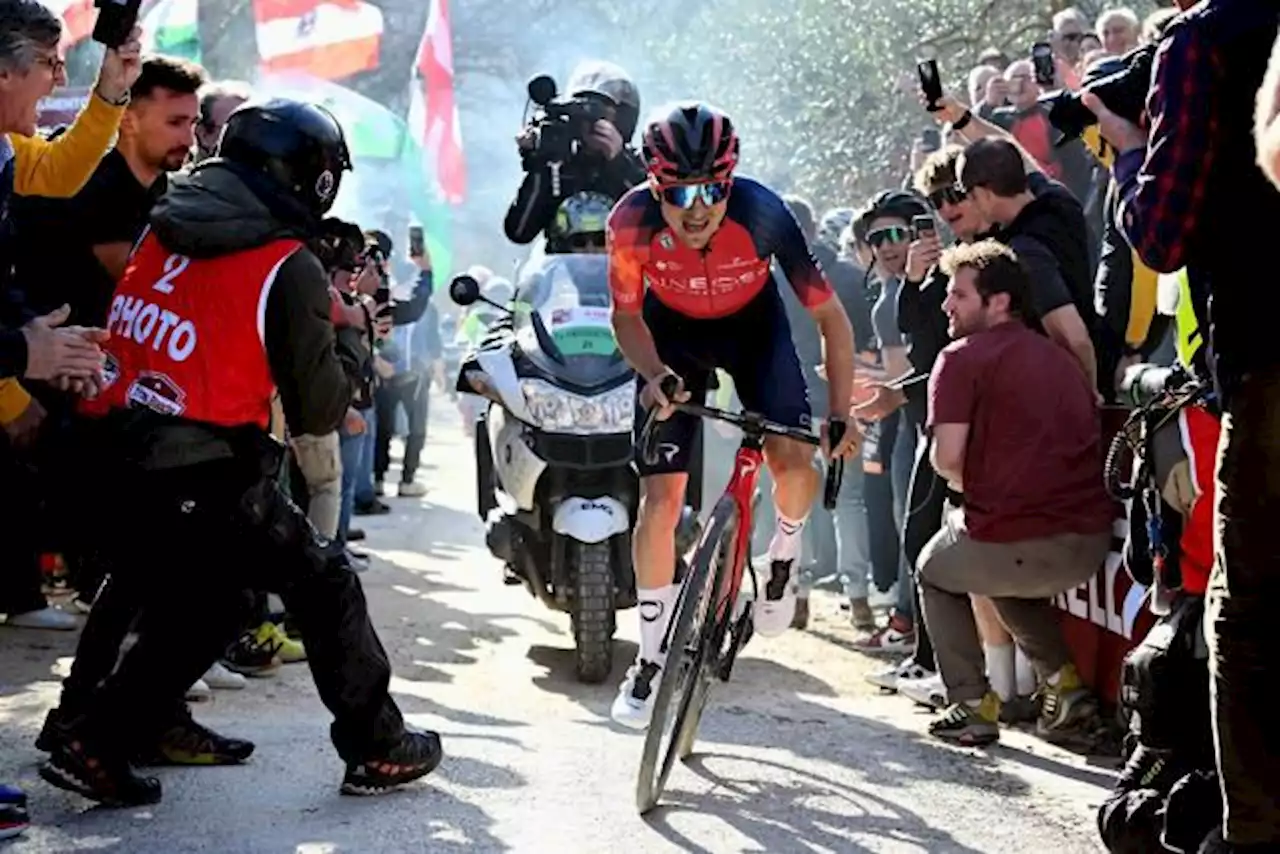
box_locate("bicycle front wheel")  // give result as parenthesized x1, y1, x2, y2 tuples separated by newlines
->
(635, 496, 738, 815)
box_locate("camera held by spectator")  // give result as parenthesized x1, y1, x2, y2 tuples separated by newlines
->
(1041, 43, 1156, 141)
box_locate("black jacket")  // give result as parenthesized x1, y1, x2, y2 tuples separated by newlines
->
(503, 147, 646, 244)
(148, 164, 350, 438)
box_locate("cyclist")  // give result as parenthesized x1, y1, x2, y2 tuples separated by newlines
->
(607, 102, 859, 728)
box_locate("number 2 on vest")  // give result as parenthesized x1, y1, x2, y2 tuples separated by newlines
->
(153, 254, 190, 294)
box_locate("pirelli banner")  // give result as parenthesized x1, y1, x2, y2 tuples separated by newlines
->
(1055, 407, 1156, 706)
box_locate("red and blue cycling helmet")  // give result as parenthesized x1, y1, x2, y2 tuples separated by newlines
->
(641, 102, 740, 185)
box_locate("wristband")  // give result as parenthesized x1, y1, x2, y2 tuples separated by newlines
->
(950, 110, 973, 132)
(94, 87, 130, 107)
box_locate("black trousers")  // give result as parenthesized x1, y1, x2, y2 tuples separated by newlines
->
(374, 373, 428, 483)
(901, 426, 949, 670)
(76, 442, 404, 764)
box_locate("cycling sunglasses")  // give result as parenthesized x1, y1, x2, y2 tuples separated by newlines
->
(927, 185, 968, 209)
(659, 181, 732, 209)
(867, 225, 913, 247)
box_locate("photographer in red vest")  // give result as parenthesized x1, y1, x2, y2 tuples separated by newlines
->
(47, 99, 441, 807)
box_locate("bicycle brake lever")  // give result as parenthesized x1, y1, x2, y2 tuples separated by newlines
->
(640, 373, 683, 467)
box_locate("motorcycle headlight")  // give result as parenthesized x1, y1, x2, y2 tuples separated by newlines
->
(519, 378, 635, 435)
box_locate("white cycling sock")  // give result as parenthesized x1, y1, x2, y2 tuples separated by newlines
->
(984, 643, 1017, 703)
(637, 584, 678, 666)
(767, 512, 807, 565)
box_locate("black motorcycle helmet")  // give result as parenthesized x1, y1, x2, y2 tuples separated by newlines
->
(218, 98, 352, 218)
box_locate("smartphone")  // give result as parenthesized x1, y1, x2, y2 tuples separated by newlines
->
(374, 284, 391, 307)
(92, 0, 141, 48)
(408, 225, 425, 258)
(917, 59, 944, 112)
(912, 214, 936, 236)
(920, 128, 942, 152)
(1031, 42, 1056, 87)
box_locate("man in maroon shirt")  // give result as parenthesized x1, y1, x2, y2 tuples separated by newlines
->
(917, 240, 1113, 747)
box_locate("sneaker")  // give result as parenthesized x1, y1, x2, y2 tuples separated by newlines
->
(930, 693, 1001, 746)
(203, 661, 247, 690)
(222, 623, 283, 677)
(1037, 664, 1097, 740)
(341, 729, 443, 796)
(354, 499, 391, 517)
(139, 717, 255, 767)
(35, 706, 71, 752)
(4, 605, 77, 631)
(265, 622, 306, 663)
(853, 613, 915, 654)
(753, 560, 798, 638)
(868, 584, 897, 610)
(398, 481, 427, 498)
(0, 784, 29, 840)
(347, 527, 366, 542)
(848, 597, 876, 631)
(610, 659, 662, 730)
(347, 548, 370, 573)
(790, 596, 810, 630)
(1000, 694, 1041, 725)
(40, 737, 162, 807)
(899, 672, 947, 710)
(185, 678, 212, 702)
(866, 658, 932, 691)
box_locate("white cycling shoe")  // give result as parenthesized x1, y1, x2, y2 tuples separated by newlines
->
(610, 659, 663, 730)
(753, 559, 798, 638)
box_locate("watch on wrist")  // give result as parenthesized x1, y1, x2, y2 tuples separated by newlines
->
(95, 87, 130, 107)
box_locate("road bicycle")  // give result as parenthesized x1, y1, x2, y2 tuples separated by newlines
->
(634, 381, 845, 814)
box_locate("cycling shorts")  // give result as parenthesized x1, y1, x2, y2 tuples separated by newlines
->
(634, 280, 810, 477)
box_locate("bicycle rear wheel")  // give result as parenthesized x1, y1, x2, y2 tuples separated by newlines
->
(635, 496, 738, 815)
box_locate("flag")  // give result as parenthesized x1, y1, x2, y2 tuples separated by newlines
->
(252, 0, 382, 81)
(41, 0, 95, 50)
(140, 0, 200, 62)
(406, 0, 465, 205)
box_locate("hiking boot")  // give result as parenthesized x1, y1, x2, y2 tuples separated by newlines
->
(929, 693, 1001, 747)
(341, 729, 443, 796)
(1037, 663, 1097, 740)
(848, 597, 876, 631)
(40, 737, 161, 807)
(138, 717, 255, 766)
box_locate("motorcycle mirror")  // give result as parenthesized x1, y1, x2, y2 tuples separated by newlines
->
(450, 274, 481, 306)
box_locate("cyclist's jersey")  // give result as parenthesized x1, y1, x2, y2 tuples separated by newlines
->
(607, 176, 834, 320)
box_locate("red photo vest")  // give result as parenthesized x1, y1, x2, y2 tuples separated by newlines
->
(86, 232, 301, 429)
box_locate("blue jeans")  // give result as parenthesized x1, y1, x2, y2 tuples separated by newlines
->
(890, 414, 919, 618)
(834, 463, 874, 600)
(354, 406, 378, 506)
(338, 409, 373, 544)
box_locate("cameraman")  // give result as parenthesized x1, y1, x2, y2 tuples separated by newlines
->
(503, 60, 646, 245)
(1085, 0, 1280, 848)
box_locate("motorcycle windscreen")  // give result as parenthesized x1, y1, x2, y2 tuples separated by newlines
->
(514, 254, 631, 389)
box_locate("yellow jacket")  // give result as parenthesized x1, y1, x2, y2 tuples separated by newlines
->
(1, 93, 125, 423)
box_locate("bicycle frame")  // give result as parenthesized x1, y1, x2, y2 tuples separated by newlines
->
(716, 437, 766, 623)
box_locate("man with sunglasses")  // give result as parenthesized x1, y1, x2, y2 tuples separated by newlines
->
(606, 102, 859, 728)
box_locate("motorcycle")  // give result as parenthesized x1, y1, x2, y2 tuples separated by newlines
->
(451, 252, 637, 683)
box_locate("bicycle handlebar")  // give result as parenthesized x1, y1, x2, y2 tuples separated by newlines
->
(639, 375, 846, 511)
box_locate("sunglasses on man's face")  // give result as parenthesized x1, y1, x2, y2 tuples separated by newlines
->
(566, 232, 605, 251)
(659, 181, 732, 209)
(867, 225, 912, 247)
(928, 185, 968, 209)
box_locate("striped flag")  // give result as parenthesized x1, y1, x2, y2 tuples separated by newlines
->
(139, 0, 200, 62)
(406, 0, 465, 204)
(252, 0, 383, 81)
